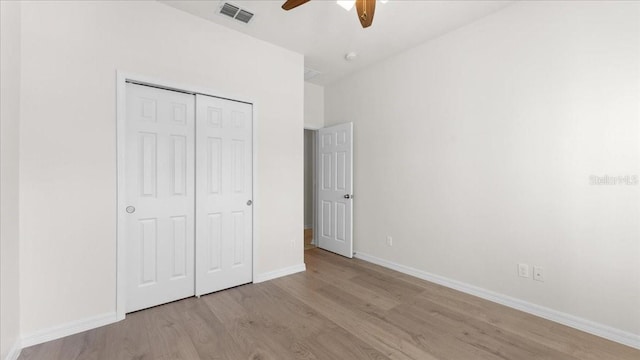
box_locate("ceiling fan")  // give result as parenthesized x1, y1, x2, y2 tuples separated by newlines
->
(282, 0, 376, 28)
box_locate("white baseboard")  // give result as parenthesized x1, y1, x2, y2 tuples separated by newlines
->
(20, 312, 119, 349)
(3, 340, 21, 360)
(354, 251, 640, 350)
(254, 263, 306, 283)
(18, 264, 305, 349)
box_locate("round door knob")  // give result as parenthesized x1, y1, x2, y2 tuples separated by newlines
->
(126, 206, 136, 214)
(246, 200, 253, 206)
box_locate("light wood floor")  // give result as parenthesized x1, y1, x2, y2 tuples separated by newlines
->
(20, 249, 639, 360)
(304, 228, 315, 250)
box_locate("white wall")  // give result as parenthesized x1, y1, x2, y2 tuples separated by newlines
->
(0, 0, 22, 358)
(303, 130, 314, 228)
(304, 82, 324, 129)
(303, 82, 323, 230)
(19, 0, 303, 338)
(325, 0, 640, 339)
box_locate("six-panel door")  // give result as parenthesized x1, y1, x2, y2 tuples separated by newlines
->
(125, 83, 196, 313)
(317, 123, 353, 258)
(195, 95, 253, 296)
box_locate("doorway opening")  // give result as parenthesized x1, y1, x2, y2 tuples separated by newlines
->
(303, 122, 353, 258)
(304, 129, 316, 250)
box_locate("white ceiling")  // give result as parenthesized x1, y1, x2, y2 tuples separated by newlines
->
(161, 0, 513, 85)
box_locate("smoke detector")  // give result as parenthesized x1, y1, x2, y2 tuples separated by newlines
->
(219, 2, 254, 24)
(345, 52, 358, 61)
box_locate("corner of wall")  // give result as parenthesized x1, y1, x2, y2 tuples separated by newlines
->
(304, 82, 325, 129)
(254, 263, 306, 283)
(0, 0, 22, 359)
(3, 342, 21, 360)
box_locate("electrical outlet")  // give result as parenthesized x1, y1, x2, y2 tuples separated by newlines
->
(533, 266, 544, 282)
(518, 263, 530, 278)
(386, 236, 393, 246)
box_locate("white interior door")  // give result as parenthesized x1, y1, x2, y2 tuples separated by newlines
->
(195, 94, 253, 296)
(124, 83, 195, 313)
(316, 122, 353, 258)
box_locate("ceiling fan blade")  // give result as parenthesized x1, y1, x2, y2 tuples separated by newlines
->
(355, 0, 376, 28)
(282, 0, 311, 11)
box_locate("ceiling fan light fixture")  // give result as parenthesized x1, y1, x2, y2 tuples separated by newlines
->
(337, 0, 355, 11)
(282, 0, 376, 28)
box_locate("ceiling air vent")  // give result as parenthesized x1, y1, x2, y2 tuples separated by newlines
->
(304, 67, 321, 81)
(219, 3, 239, 18)
(235, 9, 254, 24)
(219, 2, 254, 24)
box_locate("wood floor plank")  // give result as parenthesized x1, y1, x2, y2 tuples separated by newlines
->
(98, 310, 153, 360)
(140, 303, 202, 360)
(314, 280, 519, 360)
(305, 258, 402, 310)
(273, 273, 440, 360)
(304, 327, 390, 360)
(203, 285, 316, 360)
(171, 297, 248, 360)
(348, 271, 424, 303)
(389, 295, 579, 360)
(391, 269, 639, 360)
(18, 248, 640, 360)
(19, 337, 63, 360)
(56, 326, 106, 360)
(236, 282, 328, 338)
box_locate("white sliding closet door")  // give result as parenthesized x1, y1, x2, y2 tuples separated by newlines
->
(195, 94, 253, 296)
(124, 83, 195, 313)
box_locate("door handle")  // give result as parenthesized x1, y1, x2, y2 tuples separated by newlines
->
(247, 200, 253, 206)
(344, 194, 353, 199)
(126, 206, 136, 214)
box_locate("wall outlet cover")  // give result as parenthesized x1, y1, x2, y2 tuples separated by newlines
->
(533, 266, 544, 282)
